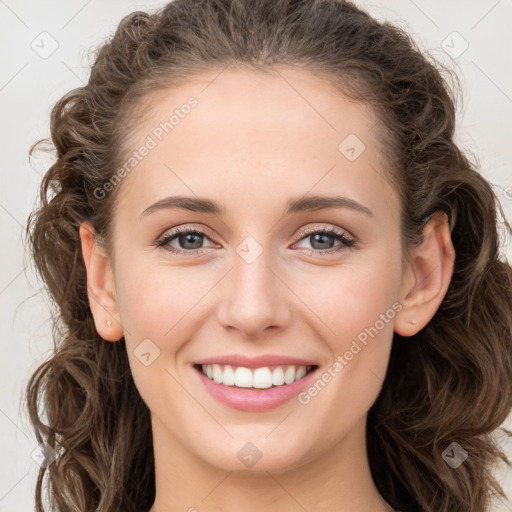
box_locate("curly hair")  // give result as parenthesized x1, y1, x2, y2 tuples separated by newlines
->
(25, 0, 512, 511)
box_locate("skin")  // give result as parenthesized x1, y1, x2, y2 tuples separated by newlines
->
(79, 65, 455, 512)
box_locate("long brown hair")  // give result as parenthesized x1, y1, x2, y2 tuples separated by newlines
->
(25, 1, 512, 511)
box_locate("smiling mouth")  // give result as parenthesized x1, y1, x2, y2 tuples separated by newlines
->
(193, 363, 318, 389)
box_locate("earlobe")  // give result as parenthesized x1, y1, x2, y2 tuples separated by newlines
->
(395, 211, 456, 336)
(79, 221, 124, 342)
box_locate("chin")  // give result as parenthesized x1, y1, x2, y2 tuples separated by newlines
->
(191, 434, 314, 475)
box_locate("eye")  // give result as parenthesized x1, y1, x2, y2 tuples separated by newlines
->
(154, 225, 356, 256)
(292, 226, 356, 254)
(155, 227, 217, 255)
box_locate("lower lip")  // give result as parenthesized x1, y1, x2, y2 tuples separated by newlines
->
(194, 366, 319, 412)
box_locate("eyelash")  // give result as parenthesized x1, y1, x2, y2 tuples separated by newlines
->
(154, 225, 356, 256)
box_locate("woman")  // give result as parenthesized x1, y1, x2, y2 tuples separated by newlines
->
(25, 0, 512, 511)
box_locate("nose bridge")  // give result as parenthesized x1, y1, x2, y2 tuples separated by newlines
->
(233, 245, 273, 297)
(218, 237, 290, 337)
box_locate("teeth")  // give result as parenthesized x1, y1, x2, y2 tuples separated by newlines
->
(272, 367, 285, 386)
(212, 364, 223, 383)
(284, 366, 295, 384)
(253, 367, 273, 389)
(234, 367, 253, 388)
(199, 364, 313, 388)
(295, 366, 307, 380)
(222, 365, 235, 386)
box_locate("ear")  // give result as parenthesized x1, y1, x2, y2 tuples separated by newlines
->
(395, 211, 456, 336)
(79, 221, 124, 342)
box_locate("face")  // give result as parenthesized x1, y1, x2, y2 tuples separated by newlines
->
(103, 65, 408, 473)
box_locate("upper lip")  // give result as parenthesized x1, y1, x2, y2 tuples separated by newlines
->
(194, 354, 318, 368)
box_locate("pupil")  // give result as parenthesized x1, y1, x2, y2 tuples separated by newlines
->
(311, 233, 333, 250)
(181, 233, 202, 249)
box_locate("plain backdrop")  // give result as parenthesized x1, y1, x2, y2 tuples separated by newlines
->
(1, 0, 511, 510)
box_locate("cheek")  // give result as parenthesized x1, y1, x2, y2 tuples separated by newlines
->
(112, 258, 218, 388)
(294, 267, 400, 443)
(303, 253, 401, 348)
(112, 261, 197, 408)
(114, 257, 199, 336)
(302, 250, 401, 403)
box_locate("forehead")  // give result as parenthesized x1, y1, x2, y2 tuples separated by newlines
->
(113, 65, 396, 222)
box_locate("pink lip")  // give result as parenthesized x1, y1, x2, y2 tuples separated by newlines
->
(194, 354, 318, 368)
(193, 365, 319, 412)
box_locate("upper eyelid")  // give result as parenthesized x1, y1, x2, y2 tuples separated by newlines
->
(159, 224, 351, 239)
(158, 224, 217, 242)
(295, 224, 353, 239)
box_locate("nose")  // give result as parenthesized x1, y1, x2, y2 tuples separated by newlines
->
(217, 249, 292, 339)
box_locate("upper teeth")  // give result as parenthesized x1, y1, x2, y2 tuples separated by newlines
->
(201, 364, 312, 389)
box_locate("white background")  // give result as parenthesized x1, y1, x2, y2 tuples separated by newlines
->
(1, 0, 511, 510)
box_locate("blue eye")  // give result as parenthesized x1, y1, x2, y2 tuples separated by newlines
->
(293, 227, 355, 254)
(156, 227, 216, 255)
(155, 226, 355, 255)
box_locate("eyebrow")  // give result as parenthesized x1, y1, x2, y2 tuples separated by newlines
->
(140, 194, 374, 219)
